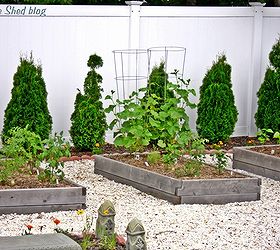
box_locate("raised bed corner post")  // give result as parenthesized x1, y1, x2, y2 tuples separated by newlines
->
(96, 200, 116, 238)
(126, 218, 147, 250)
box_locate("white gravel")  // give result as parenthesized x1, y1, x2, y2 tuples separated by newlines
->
(0, 155, 280, 250)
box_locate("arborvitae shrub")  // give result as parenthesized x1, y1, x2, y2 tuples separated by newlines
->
(70, 54, 107, 151)
(144, 62, 174, 105)
(255, 38, 280, 132)
(2, 54, 52, 143)
(196, 54, 238, 143)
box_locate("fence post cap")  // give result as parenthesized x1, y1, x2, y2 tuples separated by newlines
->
(249, 2, 266, 7)
(125, 1, 144, 6)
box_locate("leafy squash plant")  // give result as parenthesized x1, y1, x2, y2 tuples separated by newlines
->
(105, 64, 205, 165)
(70, 54, 107, 151)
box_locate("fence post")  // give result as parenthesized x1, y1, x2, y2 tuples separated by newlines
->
(247, 2, 265, 136)
(126, 1, 143, 50)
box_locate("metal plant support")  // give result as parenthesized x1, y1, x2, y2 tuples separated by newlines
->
(147, 46, 186, 100)
(112, 46, 186, 104)
(113, 49, 148, 102)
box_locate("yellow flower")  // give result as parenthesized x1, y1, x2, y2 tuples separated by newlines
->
(76, 209, 85, 216)
(95, 143, 100, 148)
(103, 209, 109, 215)
(218, 141, 223, 145)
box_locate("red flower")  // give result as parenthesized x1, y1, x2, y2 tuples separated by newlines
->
(53, 218, 61, 225)
(25, 224, 33, 230)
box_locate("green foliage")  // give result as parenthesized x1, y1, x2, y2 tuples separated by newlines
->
(273, 131, 280, 144)
(106, 69, 198, 155)
(0, 0, 72, 4)
(0, 127, 70, 184)
(144, 62, 174, 105)
(196, 54, 238, 143)
(70, 54, 107, 151)
(0, 126, 42, 183)
(39, 132, 71, 183)
(99, 233, 117, 250)
(255, 38, 280, 132)
(211, 150, 228, 174)
(175, 159, 202, 178)
(147, 151, 161, 165)
(106, 67, 207, 168)
(2, 54, 52, 143)
(1, 126, 42, 165)
(256, 128, 274, 144)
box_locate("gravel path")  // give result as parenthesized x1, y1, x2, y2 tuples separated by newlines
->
(0, 156, 280, 250)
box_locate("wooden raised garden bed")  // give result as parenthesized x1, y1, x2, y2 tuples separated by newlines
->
(94, 155, 261, 205)
(0, 179, 86, 215)
(233, 145, 280, 181)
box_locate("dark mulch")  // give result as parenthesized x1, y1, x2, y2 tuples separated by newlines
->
(107, 154, 245, 179)
(250, 145, 280, 158)
(0, 166, 75, 190)
(205, 136, 278, 151)
(71, 136, 279, 156)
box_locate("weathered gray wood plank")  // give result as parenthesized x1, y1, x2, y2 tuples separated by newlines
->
(233, 147, 280, 172)
(181, 193, 260, 204)
(177, 178, 260, 196)
(0, 203, 86, 215)
(94, 156, 261, 204)
(0, 187, 86, 206)
(95, 156, 182, 195)
(95, 168, 181, 204)
(233, 160, 280, 181)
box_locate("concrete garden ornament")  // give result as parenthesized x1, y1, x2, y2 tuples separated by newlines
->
(126, 218, 147, 250)
(96, 200, 116, 238)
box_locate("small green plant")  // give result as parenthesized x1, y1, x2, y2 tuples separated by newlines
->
(38, 132, 71, 183)
(212, 150, 228, 174)
(196, 54, 238, 143)
(273, 131, 280, 144)
(0, 127, 70, 184)
(99, 233, 117, 250)
(175, 159, 203, 178)
(2, 53, 52, 143)
(147, 151, 161, 165)
(256, 128, 274, 144)
(0, 126, 42, 183)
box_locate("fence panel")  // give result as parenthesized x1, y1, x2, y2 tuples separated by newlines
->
(0, 4, 280, 142)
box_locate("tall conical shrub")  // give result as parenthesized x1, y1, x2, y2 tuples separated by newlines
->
(145, 62, 174, 103)
(2, 54, 52, 143)
(255, 37, 280, 132)
(70, 54, 107, 151)
(196, 54, 238, 143)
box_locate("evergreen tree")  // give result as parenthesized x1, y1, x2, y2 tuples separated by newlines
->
(144, 62, 174, 106)
(70, 54, 107, 151)
(255, 37, 280, 132)
(196, 54, 238, 142)
(2, 54, 52, 143)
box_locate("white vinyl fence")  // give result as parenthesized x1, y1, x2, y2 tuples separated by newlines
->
(0, 2, 279, 142)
